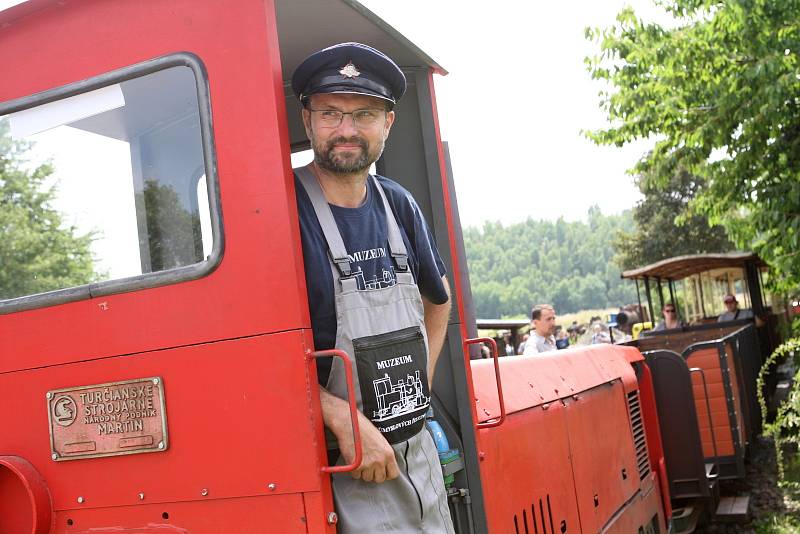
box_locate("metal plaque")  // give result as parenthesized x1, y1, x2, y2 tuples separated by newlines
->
(47, 377, 168, 461)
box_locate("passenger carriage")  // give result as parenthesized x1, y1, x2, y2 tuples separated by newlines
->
(621, 252, 789, 531)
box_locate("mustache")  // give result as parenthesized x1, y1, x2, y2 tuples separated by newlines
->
(326, 136, 368, 151)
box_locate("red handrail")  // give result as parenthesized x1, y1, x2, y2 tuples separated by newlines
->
(464, 337, 506, 429)
(307, 349, 363, 473)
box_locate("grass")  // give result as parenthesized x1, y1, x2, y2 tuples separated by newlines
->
(755, 513, 800, 533)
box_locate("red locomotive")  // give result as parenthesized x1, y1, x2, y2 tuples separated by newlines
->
(5, 1, 772, 533)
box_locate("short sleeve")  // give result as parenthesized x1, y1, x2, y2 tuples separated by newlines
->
(377, 177, 448, 305)
(412, 204, 448, 304)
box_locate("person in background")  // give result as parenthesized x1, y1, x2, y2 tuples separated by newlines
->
(555, 326, 570, 349)
(590, 323, 611, 344)
(567, 321, 582, 345)
(717, 294, 754, 322)
(501, 331, 516, 356)
(517, 333, 530, 355)
(523, 304, 557, 355)
(653, 302, 683, 331)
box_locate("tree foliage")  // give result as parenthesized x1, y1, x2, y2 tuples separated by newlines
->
(464, 208, 637, 317)
(0, 121, 96, 299)
(140, 179, 204, 272)
(614, 168, 735, 271)
(587, 0, 800, 292)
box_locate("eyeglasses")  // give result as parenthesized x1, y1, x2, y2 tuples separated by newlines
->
(307, 108, 386, 128)
(664, 309, 676, 314)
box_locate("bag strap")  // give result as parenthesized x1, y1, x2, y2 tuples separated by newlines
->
(295, 166, 352, 277)
(371, 176, 409, 272)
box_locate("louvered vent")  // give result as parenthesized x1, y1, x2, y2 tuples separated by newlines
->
(627, 390, 651, 481)
(514, 494, 564, 533)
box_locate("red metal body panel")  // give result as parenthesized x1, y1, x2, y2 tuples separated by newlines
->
(477, 404, 581, 534)
(54, 494, 308, 533)
(470, 345, 668, 533)
(471, 345, 642, 422)
(564, 382, 641, 532)
(1, 333, 323, 506)
(0, 1, 336, 529)
(428, 71, 469, 346)
(0, 0, 309, 372)
(427, 71, 481, 437)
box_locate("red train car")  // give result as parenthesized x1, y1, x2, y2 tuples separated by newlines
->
(0, 1, 669, 532)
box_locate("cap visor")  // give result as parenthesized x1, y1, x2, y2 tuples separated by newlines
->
(307, 88, 395, 104)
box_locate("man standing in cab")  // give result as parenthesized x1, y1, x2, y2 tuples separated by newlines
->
(292, 42, 455, 533)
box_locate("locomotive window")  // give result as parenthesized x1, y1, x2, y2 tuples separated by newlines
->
(0, 54, 221, 312)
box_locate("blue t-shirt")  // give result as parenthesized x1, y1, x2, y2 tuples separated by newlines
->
(295, 173, 448, 384)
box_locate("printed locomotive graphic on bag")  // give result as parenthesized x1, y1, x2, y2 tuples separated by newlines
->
(353, 326, 431, 443)
(371, 370, 430, 422)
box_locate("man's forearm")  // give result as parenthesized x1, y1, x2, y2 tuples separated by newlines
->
(423, 275, 452, 387)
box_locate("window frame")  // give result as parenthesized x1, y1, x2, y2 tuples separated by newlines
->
(0, 52, 223, 314)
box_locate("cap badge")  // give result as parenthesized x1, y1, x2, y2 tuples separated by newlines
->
(339, 61, 361, 78)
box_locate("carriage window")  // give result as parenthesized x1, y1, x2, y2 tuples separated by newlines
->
(1, 64, 216, 303)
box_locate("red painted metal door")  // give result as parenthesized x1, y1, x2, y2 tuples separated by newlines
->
(0, 1, 335, 531)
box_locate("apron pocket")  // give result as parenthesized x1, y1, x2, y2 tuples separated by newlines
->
(353, 326, 430, 445)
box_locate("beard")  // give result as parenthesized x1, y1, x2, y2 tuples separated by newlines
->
(313, 134, 385, 174)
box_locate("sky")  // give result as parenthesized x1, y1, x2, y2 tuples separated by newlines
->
(358, 0, 672, 229)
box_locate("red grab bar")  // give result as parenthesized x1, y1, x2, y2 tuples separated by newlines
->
(307, 349, 363, 473)
(464, 337, 506, 429)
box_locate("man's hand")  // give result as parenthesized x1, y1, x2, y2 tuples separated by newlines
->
(320, 389, 399, 483)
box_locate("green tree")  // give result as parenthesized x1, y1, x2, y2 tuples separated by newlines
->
(614, 169, 735, 271)
(0, 120, 96, 299)
(586, 0, 800, 292)
(139, 180, 204, 272)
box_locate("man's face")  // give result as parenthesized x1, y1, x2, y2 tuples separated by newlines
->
(302, 93, 395, 175)
(725, 299, 738, 313)
(533, 309, 556, 336)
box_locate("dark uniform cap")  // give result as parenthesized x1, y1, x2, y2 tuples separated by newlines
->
(291, 42, 406, 107)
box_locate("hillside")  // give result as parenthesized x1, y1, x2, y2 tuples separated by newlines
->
(463, 207, 637, 318)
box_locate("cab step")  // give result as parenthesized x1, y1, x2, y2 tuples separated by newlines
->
(714, 495, 750, 523)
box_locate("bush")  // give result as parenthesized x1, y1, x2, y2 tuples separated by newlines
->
(760, 337, 800, 486)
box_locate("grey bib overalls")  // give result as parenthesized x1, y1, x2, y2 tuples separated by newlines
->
(297, 168, 455, 533)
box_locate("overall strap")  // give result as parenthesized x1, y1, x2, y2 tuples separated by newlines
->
(296, 167, 352, 277)
(372, 176, 409, 272)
